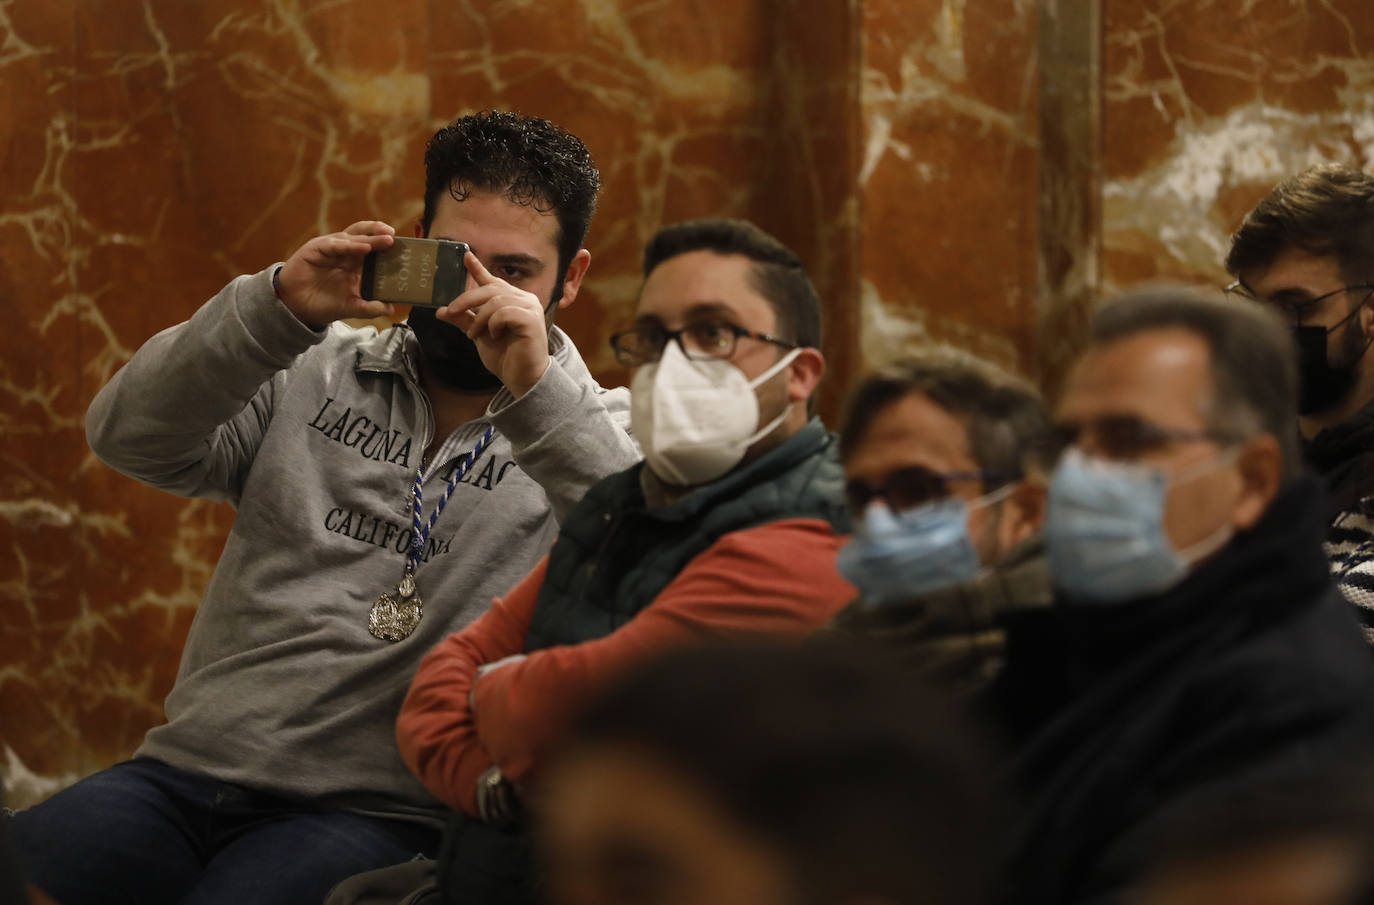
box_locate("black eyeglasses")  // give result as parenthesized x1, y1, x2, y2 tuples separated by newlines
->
(610, 320, 795, 367)
(845, 465, 1013, 514)
(1224, 281, 1374, 323)
(1051, 414, 1231, 461)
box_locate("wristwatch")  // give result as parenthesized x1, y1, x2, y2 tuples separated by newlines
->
(476, 765, 522, 828)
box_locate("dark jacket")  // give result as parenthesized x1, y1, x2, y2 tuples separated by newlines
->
(985, 475, 1374, 905)
(1306, 398, 1374, 521)
(830, 536, 1052, 692)
(526, 416, 849, 651)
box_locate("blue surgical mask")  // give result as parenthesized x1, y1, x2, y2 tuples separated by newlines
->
(1046, 447, 1234, 604)
(838, 489, 1011, 606)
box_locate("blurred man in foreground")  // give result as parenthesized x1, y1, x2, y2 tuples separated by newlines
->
(990, 287, 1374, 905)
(1135, 769, 1374, 905)
(539, 640, 999, 905)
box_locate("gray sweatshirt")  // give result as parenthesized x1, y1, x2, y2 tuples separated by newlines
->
(85, 267, 636, 825)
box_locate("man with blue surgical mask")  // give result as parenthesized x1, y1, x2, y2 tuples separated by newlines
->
(338, 219, 854, 905)
(987, 287, 1374, 905)
(830, 347, 1053, 689)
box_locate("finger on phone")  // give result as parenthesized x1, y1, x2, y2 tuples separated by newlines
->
(465, 251, 497, 286)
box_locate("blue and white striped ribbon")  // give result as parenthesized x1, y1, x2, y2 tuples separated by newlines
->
(407, 426, 495, 573)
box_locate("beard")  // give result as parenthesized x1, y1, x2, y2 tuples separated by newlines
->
(1331, 311, 1371, 374)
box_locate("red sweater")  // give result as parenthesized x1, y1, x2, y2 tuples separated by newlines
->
(396, 516, 855, 815)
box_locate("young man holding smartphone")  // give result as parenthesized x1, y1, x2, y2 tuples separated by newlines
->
(10, 111, 637, 905)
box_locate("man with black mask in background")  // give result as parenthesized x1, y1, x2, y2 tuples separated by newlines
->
(9, 111, 637, 905)
(1226, 163, 1374, 635)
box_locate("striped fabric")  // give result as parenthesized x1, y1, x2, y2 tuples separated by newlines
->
(1325, 504, 1374, 642)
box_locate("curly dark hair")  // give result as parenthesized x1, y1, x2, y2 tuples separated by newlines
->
(422, 111, 600, 281)
(1226, 163, 1374, 285)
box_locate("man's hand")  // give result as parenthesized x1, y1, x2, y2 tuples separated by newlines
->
(276, 221, 398, 329)
(437, 253, 553, 398)
(470, 653, 527, 709)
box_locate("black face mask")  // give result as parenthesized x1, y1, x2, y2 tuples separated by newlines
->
(406, 307, 503, 391)
(1294, 325, 1361, 415)
(1291, 287, 1374, 415)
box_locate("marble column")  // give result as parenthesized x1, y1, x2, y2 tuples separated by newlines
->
(858, 0, 1042, 379)
(1038, 0, 1101, 398)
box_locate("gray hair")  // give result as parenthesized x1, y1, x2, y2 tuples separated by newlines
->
(838, 346, 1052, 486)
(1089, 285, 1300, 480)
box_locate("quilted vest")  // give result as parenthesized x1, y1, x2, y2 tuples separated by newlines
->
(524, 418, 850, 653)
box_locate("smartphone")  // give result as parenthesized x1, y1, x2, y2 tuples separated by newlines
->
(360, 237, 469, 307)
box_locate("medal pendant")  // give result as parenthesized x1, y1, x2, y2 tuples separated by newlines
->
(368, 574, 423, 641)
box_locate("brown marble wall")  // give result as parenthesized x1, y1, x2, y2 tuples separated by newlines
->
(1101, 0, 1374, 292)
(4, 0, 1372, 806)
(858, 0, 1041, 378)
(424, 0, 862, 412)
(1038, 0, 1101, 397)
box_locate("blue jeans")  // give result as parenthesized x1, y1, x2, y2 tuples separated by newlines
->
(8, 758, 439, 905)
